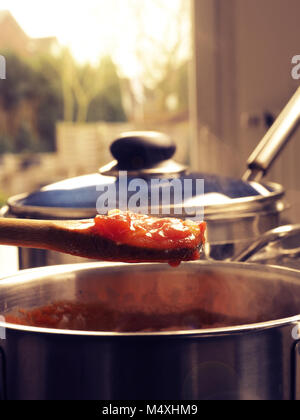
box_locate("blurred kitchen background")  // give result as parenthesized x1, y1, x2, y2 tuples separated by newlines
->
(0, 0, 192, 198)
(0, 0, 300, 273)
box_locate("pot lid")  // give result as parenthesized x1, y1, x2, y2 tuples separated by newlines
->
(6, 132, 285, 220)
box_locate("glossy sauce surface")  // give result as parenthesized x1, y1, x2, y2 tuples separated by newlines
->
(91, 210, 206, 251)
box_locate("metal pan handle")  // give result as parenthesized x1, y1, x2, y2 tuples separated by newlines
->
(243, 87, 300, 182)
(234, 224, 300, 263)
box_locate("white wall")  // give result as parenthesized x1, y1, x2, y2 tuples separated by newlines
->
(192, 0, 300, 222)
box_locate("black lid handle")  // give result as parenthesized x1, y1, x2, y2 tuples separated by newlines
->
(110, 131, 176, 170)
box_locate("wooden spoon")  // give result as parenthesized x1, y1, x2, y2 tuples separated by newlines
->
(0, 216, 205, 264)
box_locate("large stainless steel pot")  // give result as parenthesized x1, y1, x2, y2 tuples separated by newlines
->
(1, 261, 300, 400)
(2, 87, 300, 268)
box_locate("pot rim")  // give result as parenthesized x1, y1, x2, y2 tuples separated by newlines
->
(1, 313, 300, 338)
(4, 181, 285, 220)
(1, 261, 300, 338)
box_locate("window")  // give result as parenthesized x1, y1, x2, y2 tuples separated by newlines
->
(0, 0, 193, 190)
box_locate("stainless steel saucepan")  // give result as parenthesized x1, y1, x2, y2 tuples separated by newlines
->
(1, 261, 300, 400)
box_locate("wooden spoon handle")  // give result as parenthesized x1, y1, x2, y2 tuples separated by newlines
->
(0, 218, 93, 251)
(0, 218, 54, 248)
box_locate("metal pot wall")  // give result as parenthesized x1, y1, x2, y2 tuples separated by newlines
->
(1, 261, 300, 400)
(2, 87, 300, 268)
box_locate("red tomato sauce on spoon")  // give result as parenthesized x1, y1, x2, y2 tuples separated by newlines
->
(91, 210, 206, 252)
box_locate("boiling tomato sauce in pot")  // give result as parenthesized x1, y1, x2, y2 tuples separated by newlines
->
(5, 301, 246, 332)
